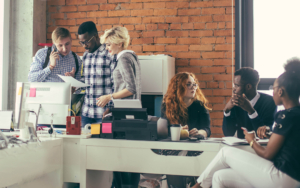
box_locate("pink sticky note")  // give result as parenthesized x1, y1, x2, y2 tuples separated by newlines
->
(29, 88, 36, 97)
(102, 123, 112, 133)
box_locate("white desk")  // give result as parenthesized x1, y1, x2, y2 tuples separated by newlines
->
(0, 132, 255, 188)
(38, 134, 91, 184)
(79, 139, 252, 188)
(0, 137, 63, 188)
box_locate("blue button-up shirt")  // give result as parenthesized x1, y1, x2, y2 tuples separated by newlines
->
(81, 45, 116, 119)
(28, 45, 82, 82)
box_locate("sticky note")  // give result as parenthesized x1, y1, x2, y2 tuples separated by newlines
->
(18, 87, 22, 95)
(29, 88, 36, 97)
(91, 124, 101, 135)
(102, 123, 112, 133)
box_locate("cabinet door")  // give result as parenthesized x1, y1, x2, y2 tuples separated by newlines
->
(140, 59, 163, 94)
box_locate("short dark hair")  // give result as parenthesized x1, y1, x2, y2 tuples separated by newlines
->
(278, 58, 300, 99)
(234, 67, 260, 87)
(78, 21, 98, 36)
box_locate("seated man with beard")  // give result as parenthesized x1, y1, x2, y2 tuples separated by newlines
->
(222, 67, 277, 139)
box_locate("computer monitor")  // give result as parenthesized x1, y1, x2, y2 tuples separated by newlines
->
(14, 82, 72, 129)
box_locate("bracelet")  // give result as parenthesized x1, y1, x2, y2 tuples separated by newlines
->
(250, 140, 254, 148)
(49, 65, 54, 70)
(110, 94, 114, 100)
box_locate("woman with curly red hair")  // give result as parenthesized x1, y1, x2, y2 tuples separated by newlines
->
(162, 72, 211, 138)
(161, 72, 211, 188)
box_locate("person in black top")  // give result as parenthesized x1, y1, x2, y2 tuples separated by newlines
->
(161, 72, 211, 188)
(192, 58, 300, 188)
(223, 67, 277, 138)
(161, 72, 211, 138)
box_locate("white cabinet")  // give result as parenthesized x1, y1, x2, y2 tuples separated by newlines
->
(138, 55, 175, 95)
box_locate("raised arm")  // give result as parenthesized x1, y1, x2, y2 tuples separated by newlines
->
(28, 49, 52, 82)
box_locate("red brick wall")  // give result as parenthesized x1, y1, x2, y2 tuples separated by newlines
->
(47, 0, 235, 138)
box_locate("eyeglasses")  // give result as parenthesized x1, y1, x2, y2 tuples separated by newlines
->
(232, 83, 244, 88)
(269, 85, 279, 90)
(186, 83, 198, 89)
(79, 36, 95, 46)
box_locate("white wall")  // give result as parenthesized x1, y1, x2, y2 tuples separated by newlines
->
(7, 0, 46, 111)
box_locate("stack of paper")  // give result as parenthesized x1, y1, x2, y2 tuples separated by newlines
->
(58, 75, 89, 88)
(222, 137, 269, 146)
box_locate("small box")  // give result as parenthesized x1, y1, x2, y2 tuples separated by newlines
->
(66, 116, 81, 135)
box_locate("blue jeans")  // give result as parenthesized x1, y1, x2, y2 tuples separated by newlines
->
(81, 115, 102, 127)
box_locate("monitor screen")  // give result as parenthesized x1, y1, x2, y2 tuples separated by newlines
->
(14, 82, 72, 129)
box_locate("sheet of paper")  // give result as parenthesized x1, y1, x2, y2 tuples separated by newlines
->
(113, 99, 142, 108)
(0, 111, 13, 130)
(58, 75, 89, 88)
(222, 136, 269, 146)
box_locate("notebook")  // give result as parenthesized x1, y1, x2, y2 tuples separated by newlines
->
(222, 136, 269, 146)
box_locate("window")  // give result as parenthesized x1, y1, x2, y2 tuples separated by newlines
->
(235, 0, 300, 90)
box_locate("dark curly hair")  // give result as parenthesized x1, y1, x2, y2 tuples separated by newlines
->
(234, 67, 260, 87)
(277, 58, 300, 100)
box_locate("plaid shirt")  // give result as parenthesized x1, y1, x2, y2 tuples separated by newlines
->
(28, 45, 82, 82)
(81, 45, 116, 119)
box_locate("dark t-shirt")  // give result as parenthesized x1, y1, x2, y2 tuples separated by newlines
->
(273, 106, 300, 181)
(161, 100, 211, 137)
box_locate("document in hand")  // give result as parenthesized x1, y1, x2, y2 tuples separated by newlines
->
(222, 137, 269, 146)
(58, 75, 89, 88)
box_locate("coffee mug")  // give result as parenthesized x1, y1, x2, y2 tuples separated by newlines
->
(170, 124, 181, 141)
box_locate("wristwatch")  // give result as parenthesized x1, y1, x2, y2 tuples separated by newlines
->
(110, 94, 114, 100)
(250, 140, 254, 148)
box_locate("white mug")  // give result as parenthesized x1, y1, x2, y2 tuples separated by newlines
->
(170, 124, 181, 141)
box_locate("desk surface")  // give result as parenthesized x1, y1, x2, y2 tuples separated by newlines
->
(80, 138, 223, 151)
(0, 138, 63, 188)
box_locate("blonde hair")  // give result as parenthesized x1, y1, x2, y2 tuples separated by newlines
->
(100, 26, 130, 49)
(52, 27, 71, 43)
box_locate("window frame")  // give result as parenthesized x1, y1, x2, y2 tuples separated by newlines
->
(235, 0, 275, 90)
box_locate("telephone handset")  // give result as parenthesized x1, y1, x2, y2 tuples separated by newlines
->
(53, 45, 58, 52)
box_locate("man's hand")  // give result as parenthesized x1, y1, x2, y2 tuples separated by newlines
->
(65, 67, 76, 78)
(232, 94, 255, 115)
(224, 97, 235, 113)
(71, 87, 76, 94)
(96, 95, 111, 107)
(103, 108, 110, 117)
(257, 126, 271, 139)
(49, 48, 59, 69)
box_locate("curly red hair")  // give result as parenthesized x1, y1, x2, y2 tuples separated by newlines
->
(163, 72, 210, 125)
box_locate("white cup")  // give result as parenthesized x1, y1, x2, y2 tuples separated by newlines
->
(170, 124, 181, 141)
(19, 127, 30, 140)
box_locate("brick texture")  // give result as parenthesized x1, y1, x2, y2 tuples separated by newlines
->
(46, 0, 235, 137)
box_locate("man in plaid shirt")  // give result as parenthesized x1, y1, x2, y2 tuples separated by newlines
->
(78, 21, 116, 126)
(28, 27, 82, 82)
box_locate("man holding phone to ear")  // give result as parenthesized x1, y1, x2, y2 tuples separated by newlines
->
(28, 27, 82, 82)
(222, 68, 277, 139)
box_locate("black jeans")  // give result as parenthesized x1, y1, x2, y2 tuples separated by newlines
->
(111, 172, 140, 188)
(167, 175, 197, 188)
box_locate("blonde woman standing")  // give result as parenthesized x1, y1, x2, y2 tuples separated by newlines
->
(97, 26, 141, 188)
(97, 26, 141, 108)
